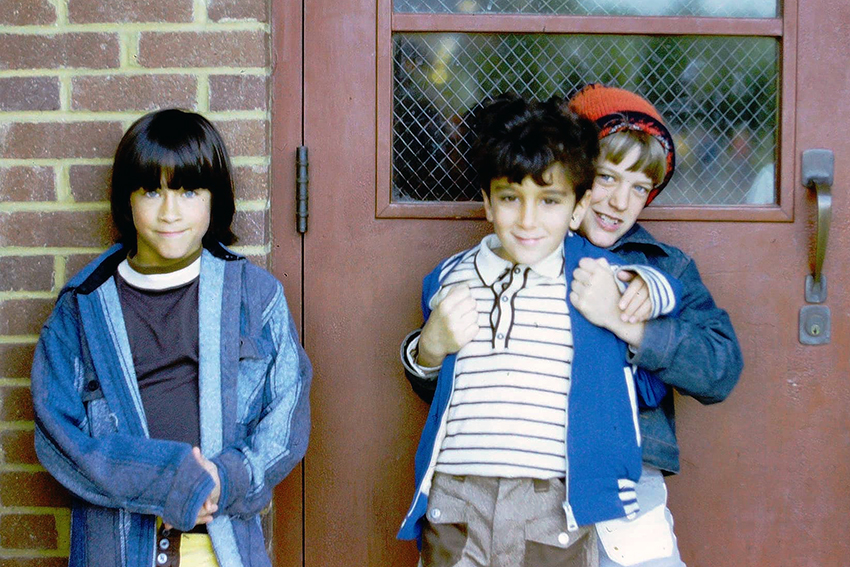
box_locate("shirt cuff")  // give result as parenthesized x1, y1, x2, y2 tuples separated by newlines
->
(400, 330, 440, 380)
(610, 264, 678, 319)
(211, 448, 251, 514)
(628, 317, 676, 371)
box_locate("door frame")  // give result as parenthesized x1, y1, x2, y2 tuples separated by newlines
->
(269, 0, 306, 565)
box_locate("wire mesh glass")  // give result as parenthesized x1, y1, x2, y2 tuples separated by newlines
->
(392, 33, 779, 205)
(394, 0, 779, 18)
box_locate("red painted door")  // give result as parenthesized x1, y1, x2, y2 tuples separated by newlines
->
(271, 0, 850, 565)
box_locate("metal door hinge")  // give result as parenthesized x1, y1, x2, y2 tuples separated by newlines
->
(296, 146, 309, 234)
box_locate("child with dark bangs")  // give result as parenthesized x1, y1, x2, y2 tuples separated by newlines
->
(31, 109, 311, 567)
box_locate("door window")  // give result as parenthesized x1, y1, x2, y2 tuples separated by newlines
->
(378, 0, 791, 220)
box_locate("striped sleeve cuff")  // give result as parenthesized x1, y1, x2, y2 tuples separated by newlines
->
(617, 478, 640, 519)
(611, 264, 678, 319)
(400, 330, 440, 380)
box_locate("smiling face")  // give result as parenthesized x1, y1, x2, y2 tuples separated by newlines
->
(483, 162, 589, 266)
(579, 145, 654, 248)
(130, 173, 212, 269)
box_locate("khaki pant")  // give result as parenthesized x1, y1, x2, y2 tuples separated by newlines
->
(422, 473, 598, 567)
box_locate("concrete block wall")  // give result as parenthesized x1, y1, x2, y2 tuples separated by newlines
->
(0, 0, 272, 563)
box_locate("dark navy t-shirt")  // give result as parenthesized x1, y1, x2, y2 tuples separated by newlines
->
(115, 264, 200, 447)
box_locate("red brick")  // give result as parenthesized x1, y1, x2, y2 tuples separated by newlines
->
(209, 74, 267, 111)
(0, 211, 115, 248)
(0, 472, 71, 507)
(68, 0, 193, 23)
(69, 165, 110, 203)
(0, 385, 35, 421)
(0, 0, 56, 25)
(0, 167, 55, 202)
(72, 74, 197, 112)
(0, 558, 68, 567)
(0, 256, 55, 292)
(65, 254, 100, 281)
(0, 122, 124, 159)
(0, 299, 54, 336)
(209, 0, 267, 22)
(0, 514, 58, 550)
(0, 344, 35, 379)
(0, 77, 60, 111)
(217, 120, 268, 157)
(0, 514, 57, 550)
(1, 429, 38, 465)
(70, 164, 264, 204)
(233, 165, 269, 201)
(0, 33, 119, 71)
(232, 210, 267, 246)
(139, 31, 268, 68)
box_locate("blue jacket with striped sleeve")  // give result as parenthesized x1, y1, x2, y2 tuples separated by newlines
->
(31, 243, 311, 567)
(398, 232, 681, 542)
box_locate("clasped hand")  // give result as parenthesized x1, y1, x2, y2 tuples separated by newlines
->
(164, 446, 221, 530)
(569, 257, 652, 329)
(417, 283, 479, 368)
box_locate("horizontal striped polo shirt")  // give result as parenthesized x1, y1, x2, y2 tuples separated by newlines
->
(434, 234, 572, 479)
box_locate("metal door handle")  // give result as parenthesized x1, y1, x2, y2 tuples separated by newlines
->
(801, 149, 833, 301)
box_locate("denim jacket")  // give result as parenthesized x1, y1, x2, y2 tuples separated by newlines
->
(610, 224, 742, 473)
(31, 243, 311, 567)
(403, 224, 742, 474)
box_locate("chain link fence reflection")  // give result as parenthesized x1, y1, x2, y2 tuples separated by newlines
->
(392, 33, 778, 205)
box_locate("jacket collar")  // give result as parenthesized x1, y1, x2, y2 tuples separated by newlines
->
(611, 223, 673, 257)
(67, 242, 242, 296)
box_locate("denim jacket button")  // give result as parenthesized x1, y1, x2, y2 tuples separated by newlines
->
(159, 538, 170, 550)
(157, 552, 168, 565)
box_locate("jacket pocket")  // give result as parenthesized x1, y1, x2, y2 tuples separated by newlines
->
(81, 384, 117, 437)
(236, 335, 275, 426)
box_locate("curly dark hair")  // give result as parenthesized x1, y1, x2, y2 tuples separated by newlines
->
(470, 93, 599, 200)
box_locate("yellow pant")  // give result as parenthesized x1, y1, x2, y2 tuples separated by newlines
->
(179, 533, 220, 567)
(155, 518, 220, 567)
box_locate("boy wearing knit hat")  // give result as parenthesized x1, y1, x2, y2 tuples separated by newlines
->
(403, 85, 743, 566)
(568, 84, 743, 566)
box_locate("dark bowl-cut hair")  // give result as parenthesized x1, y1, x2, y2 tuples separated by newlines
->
(470, 93, 599, 200)
(110, 108, 237, 252)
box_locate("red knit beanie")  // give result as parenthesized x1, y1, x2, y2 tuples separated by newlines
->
(568, 84, 675, 204)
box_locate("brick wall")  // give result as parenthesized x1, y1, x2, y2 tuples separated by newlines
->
(0, 1, 272, 563)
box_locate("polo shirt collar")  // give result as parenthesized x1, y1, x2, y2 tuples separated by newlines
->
(475, 234, 565, 286)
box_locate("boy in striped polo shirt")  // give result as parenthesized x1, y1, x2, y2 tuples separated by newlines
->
(398, 94, 682, 567)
